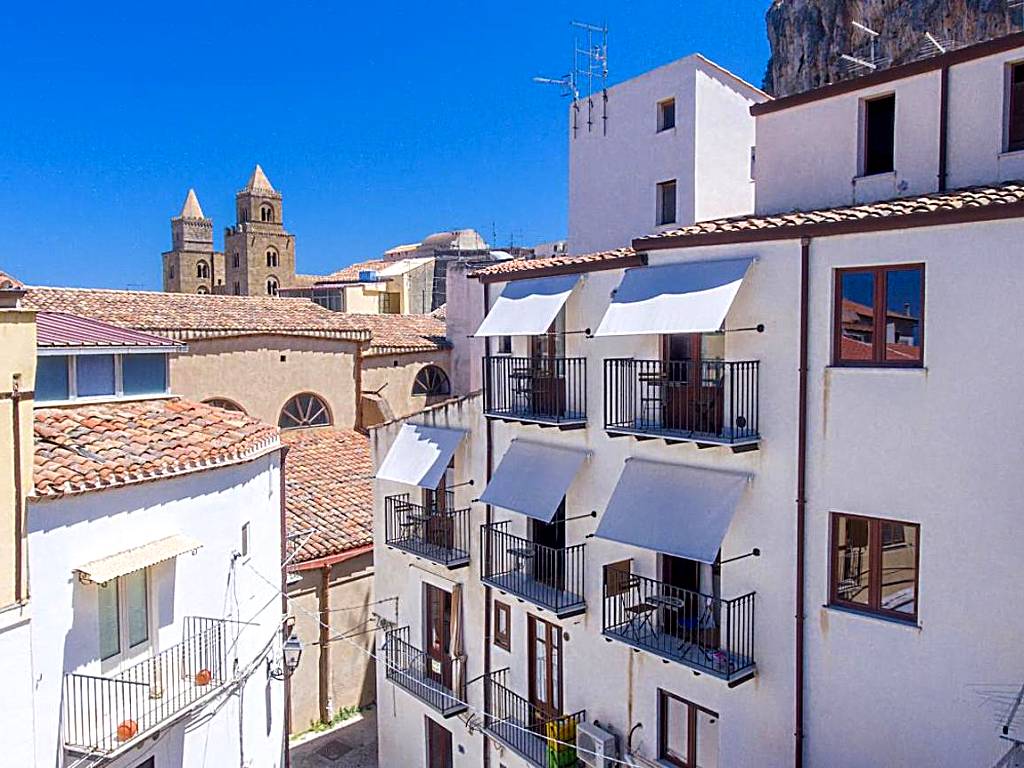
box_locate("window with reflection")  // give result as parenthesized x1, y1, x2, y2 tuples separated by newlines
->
(830, 512, 919, 622)
(659, 690, 719, 767)
(834, 265, 923, 366)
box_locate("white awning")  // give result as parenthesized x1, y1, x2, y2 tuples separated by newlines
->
(479, 439, 588, 522)
(74, 534, 203, 585)
(593, 257, 753, 336)
(594, 459, 750, 563)
(376, 423, 467, 489)
(473, 274, 580, 336)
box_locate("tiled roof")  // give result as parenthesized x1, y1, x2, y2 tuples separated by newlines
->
(33, 399, 280, 500)
(36, 312, 184, 349)
(635, 182, 1024, 249)
(0, 270, 25, 291)
(470, 247, 640, 279)
(430, 304, 446, 321)
(282, 428, 373, 562)
(316, 259, 391, 284)
(23, 286, 372, 342)
(358, 313, 449, 356)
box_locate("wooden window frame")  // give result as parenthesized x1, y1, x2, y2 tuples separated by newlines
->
(1009, 62, 1024, 153)
(526, 614, 563, 720)
(658, 689, 718, 767)
(493, 600, 511, 651)
(829, 512, 921, 623)
(832, 264, 925, 368)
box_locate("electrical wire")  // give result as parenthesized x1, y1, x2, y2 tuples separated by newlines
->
(244, 559, 643, 768)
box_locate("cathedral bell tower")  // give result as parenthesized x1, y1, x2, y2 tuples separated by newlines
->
(223, 165, 296, 296)
(162, 189, 225, 294)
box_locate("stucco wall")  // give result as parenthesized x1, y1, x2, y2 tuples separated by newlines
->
(361, 349, 453, 427)
(169, 334, 359, 430)
(444, 262, 485, 396)
(26, 453, 286, 768)
(288, 552, 376, 733)
(754, 42, 1024, 216)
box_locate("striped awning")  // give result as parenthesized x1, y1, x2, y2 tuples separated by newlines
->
(74, 534, 203, 584)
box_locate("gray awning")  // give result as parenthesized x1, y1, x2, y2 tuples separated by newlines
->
(375, 423, 467, 489)
(595, 459, 750, 563)
(473, 274, 580, 336)
(593, 257, 753, 336)
(478, 439, 588, 522)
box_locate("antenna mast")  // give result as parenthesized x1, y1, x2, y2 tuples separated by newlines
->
(533, 20, 609, 138)
(839, 20, 884, 76)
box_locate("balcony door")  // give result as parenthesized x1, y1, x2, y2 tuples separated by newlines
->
(660, 554, 720, 649)
(423, 584, 452, 690)
(527, 615, 563, 724)
(98, 568, 153, 674)
(423, 458, 455, 551)
(425, 716, 453, 768)
(528, 310, 566, 418)
(531, 501, 566, 592)
(662, 333, 724, 435)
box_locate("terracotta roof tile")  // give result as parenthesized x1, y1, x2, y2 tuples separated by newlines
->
(282, 429, 373, 562)
(358, 313, 449, 356)
(33, 399, 280, 499)
(316, 259, 392, 284)
(635, 181, 1024, 248)
(470, 247, 638, 279)
(0, 270, 25, 291)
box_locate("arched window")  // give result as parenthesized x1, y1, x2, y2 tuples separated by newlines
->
(203, 397, 245, 413)
(168, 265, 175, 279)
(233, 253, 240, 268)
(279, 393, 332, 430)
(196, 261, 210, 279)
(266, 248, 279, 268)
(196, 286, 209, 295)
(412, 365, 451, 397)
(260, 204, 274, 222)
(266, 276, 279, 296)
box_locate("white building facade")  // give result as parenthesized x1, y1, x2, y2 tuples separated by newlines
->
(373, 31, 1024, 768)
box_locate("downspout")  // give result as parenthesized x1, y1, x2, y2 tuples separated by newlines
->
(482, 280, 494, 768)
(319, 565, 331, 725)
(938, 64, 950, 192)
(11, 374, 25, 604)
(794, 238, 811, 768)
(354, 341, 365, 433)
(279, 445, 292, 768)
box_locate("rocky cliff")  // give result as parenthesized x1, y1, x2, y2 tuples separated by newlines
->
(764, 0, 1020, 96)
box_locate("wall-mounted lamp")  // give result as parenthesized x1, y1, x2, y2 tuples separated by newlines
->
(268, 634, 303, 680)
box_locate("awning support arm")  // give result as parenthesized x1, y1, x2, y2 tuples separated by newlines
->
(719, 547, 761, 566)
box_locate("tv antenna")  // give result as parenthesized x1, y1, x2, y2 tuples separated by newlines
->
(839, 20, 888, 77)
(534, 20, 608, 138)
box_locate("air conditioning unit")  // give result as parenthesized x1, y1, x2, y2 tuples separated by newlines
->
(576, 721, 619, 768)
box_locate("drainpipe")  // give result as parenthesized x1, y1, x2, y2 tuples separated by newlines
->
(279, 445, 292, 768)
(482, 280, 494, 768)
(319, 564, 331, 725)
(354, 341, 365, 433)
(794, 238, 811, 768)
(938, 65, 950, 192)
(11, 374, 25, 604)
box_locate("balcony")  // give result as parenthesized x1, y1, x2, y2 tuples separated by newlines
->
(480, 522, 585, 618)
(383, 627, 467, 718)
(602, 568, 756, 684)
(483, 668, 586, 768)
(62, 617, 228, 756)
(384, 492, 471, 569)
(483, 356, 587, 427)
(604, 358, 760, 449)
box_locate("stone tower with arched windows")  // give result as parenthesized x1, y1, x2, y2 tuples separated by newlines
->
(223, 165, 296, 296)
(162, 189, 226, 294)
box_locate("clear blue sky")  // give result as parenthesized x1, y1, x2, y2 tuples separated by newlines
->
(0, 1, 770, 290)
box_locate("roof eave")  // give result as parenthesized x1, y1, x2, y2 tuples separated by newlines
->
(475, 252, 649, 283)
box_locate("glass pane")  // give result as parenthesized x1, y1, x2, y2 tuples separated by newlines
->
(700, 333, 725, 361)
(884, 268, 923, 363)
(695, 708, 720, 768)
(663, 695, 689, 762)
(36, 356, 69, 402)
(834, 516, 871, 606)
(534, 625, 548, 704)
(881, 522, 917, 615)
(122, 354, 168, 396)
(125, 570, 149, 647)
(98, 581, 120, 660)
(551, 635, 560, 711)
(838, 271, 876, 361)
(76, 355, 116, 397)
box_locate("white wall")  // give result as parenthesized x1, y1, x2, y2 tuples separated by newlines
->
(754, 43, 1024, 216)
(445, 261, 486, 396)
(0, 604, 35, 767)
(569, 55, 764, 255)
(26, 452, 287, 768)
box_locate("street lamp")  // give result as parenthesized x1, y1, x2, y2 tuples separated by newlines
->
(268, 634, 303, 680)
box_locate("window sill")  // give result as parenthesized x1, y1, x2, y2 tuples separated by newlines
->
(823, 603, 921, 631)
(35, 392, 173, 408)
(999, 148, 1024, 160)
(656, 127, 677, 135)
(853, 170, 897, 182)
(826, 365, 926, 374)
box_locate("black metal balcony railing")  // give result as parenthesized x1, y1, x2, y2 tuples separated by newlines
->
(62, 616, 228, 755)
(483, 668, 586, 768)
(384, 626, 467, 718)
(483, 356, 587, 425)
(384, 492, 471, 568)
(480, 522, 585, 618)
(602, 567, 756, 682)
(604, 358, 760, 446)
